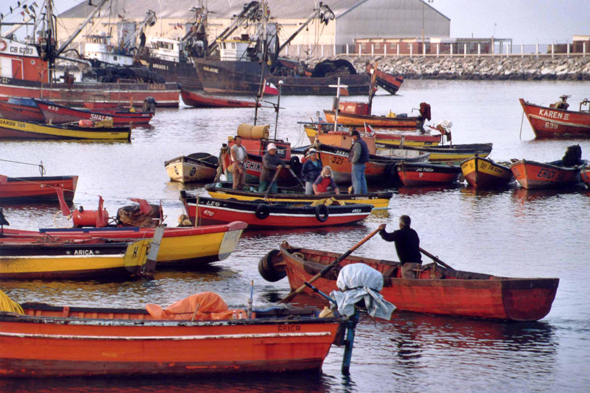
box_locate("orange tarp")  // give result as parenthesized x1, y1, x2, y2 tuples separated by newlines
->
(146, 292, 247, 321)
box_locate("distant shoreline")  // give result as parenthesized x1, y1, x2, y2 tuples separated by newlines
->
(302, 56, 590, 81)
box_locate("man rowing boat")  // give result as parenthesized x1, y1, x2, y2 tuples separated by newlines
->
(378, 215, 422, 279)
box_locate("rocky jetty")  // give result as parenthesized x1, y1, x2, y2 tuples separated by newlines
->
(302, 56, 590, 80)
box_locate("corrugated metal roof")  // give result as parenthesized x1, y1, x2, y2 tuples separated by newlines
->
(59, 0, 367, 20)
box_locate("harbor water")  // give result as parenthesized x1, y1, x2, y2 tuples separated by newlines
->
(1, 80, 589, 392)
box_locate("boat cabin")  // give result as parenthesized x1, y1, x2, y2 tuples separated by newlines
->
(0, 38, 47, 82)
(218, 38, 253, 62)
(148, 38, 187, 63)
(84, 34, 133, 66)
(339, 102, 370, 116)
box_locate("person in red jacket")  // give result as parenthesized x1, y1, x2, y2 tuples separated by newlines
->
(313, 166, 340, 195)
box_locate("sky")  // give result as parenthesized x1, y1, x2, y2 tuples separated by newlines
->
(1, 0, 589, 44)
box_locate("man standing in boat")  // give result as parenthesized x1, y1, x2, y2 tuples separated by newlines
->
(351, 130, 369, 194)
(259, 143, 289, 194)
(378, 216, 422, 279)
(230, 135, 247, 190)
(301, 148, 323, 194)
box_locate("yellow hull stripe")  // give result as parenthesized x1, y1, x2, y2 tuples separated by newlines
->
(0, 118, 130, 140)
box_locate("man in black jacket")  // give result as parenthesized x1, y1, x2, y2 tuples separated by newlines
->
(378, 215, 422, 278)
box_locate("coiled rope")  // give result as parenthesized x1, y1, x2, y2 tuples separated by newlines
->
(0, 290, 24, 315)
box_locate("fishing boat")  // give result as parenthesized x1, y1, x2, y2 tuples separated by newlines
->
(0, 3, 179, 107)
(260, 243, 559, 322)
(377, 142, 493, 163)
(461, 156, 514, 189)
(181, 89, 259, 108)
(316, 143, 428, 184)
(396, 162, 462, 187)
(509, 159, 584, 189)
(165, 153, 219, 183)
(35, 100, 154, 125)
(0, 118, 131, 140)
(203, 182, 393, 210)
(519, 98, 590, 138)
(323, 109, 423, 129)
(0, 238, 152, 279)
(189, 196, 372, 228)
(0, 297, 345, 377)
(0, 175, 78, 203)
(0, 98, 45, 122)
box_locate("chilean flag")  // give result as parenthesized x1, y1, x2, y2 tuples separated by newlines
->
(263, 81, 279, 95)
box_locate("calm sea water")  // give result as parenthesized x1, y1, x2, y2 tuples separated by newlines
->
(1, 80, 590, 392)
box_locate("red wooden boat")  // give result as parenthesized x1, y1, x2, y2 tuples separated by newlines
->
(324, 109, 423, 129)
(316, 143, 428, 184)
(519, 98, 590, 138)
(396, 162, 462, 187)
(181, 89, 259, 108)
(374, 69, 404, 95)
(260, 243, 559, 321)
(0, 298, 345, 377)
(0, 98, 44, 122)
(509, 159, 585, 189)
(35, 100, 154, 125)
(186, 196, 372, 228)
(460, 156, 514, 189)
(0, 175, 78, 203)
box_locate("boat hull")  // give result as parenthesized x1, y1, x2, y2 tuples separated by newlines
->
(0, 175, 78, 203)
(3, 222, 247, 267)
(377, 143, 493, 163)
(581, 166, 590, 187)
(0, 240, 150, 279)
(204, 182, 393, 209)
(509, 159, 582, 189)
(397, 162, 461, 186)
(0, 101, 44, 122)
(165, 155, 218, 183)
(181, 89, 258, 108)
(324, 110, 422, 129)
(461, 156, 513, 189)
(278, 245, 559, 321)
(0, 306, 342, 378)
(304, 125, 440, 147)
(519, 98, 590, 138)
(0, 77, 179, 108)
(0, 118, 131, 140)
(189, 197, 372, 228)
(35, 100, 153, 125)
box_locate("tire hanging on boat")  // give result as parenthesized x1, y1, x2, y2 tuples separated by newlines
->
(315, 204, 329, 222)
(255, 204, 271, 220)
(258, 249, 286, 282)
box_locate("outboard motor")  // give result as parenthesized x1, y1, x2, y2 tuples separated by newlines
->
(142, 97, 157, 113)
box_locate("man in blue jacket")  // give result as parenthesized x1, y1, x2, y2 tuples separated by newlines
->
(350, 130, 369, 194)
(300, 148, 322, 194)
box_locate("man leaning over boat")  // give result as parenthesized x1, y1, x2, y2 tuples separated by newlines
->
(378, 216, 422, 279)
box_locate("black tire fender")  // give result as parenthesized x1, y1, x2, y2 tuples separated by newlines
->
(258, 249, 286, 282)
(315, 204, 329, 222)
(255, 204, 271, 220)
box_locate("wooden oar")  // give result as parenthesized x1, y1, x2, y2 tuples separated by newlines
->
(279, 227, 382, 304)
(288, 167, 305, 188)
(264, 167, 282, 200)
(419, 247, 455, 270)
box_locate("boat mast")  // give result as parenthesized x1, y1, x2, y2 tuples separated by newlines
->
(206, 1, 262, 57)
(55, 0, 109, 58)
(277, 3, 334, 54)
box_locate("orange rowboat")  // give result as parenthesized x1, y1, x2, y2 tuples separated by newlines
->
(324, 110, 423, 129)
(0, 175, 78, 203)
(519, 98, 590, 138)
(261, 243, 559, 322)
(0, 302, 344, 378)
(509, 159, 584, 189)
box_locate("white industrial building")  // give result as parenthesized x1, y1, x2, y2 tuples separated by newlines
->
(57, 0, 450, 56)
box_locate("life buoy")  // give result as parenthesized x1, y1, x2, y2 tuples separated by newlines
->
(315, 204, 329, 222)
(255, 204, 270, 220)
(0, 40, 7, 52)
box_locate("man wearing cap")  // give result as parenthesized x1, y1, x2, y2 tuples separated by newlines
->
(350, 130, 369, 194)
(259, 143, 289, 194)
(301, 148, 322, 194)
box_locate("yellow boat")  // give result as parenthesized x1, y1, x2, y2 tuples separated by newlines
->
(0, 239, 151, 279)
(0, 118, 131, 140)
(375, 142, 493, 163)
(200, 183, 392, 210)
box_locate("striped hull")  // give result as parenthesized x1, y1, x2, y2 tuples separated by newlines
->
(188, 197, 372, 228)
(397, 162, 461, 186)
(0, 118, 130, 140)
(324, 110, 422, 129)
(461, 156, 513, 189)
(35, 100, 153, 125)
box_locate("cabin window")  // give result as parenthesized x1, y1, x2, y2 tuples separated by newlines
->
(375, 43, 381, 49)
(361, 43, 366, 50)
(231, 43, 236, 49)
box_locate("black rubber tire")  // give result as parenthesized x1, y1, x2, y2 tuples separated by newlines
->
(255, 204, 271, 220)
(290, 156, 301, 174)
(315, 204, 329, 222)
(258, 249, 286, 282)
(385, 163, 401, 185)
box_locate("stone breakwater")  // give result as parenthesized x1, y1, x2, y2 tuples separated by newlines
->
(303, 56, 590, 80)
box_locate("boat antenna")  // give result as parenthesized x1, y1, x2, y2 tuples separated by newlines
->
(273, 80, 283, 139)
